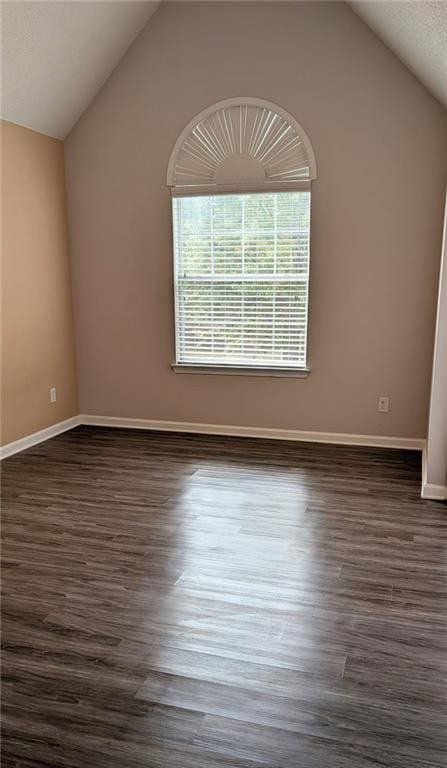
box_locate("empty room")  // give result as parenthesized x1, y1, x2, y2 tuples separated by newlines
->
(1, 1, 447, 766)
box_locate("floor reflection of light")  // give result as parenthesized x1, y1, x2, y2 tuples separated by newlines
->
(138, 449, 334, 692)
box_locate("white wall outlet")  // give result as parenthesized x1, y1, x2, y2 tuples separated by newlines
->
(49, 386, 57, 404)
(377, 396, 389, 413)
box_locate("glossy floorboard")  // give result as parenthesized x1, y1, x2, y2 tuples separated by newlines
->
(1, 426, 446, 767)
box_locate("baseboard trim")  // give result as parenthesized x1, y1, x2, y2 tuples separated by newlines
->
(0, 416, 82, 460)
(421, 483, 447, 501)
(81, 414, 425, 451)
(0, 413, 426, 461)
(421, 447, 447, 500)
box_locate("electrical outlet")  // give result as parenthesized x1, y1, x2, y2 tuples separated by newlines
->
(49, 387, 57, 404)
(377, 396, 389, 413)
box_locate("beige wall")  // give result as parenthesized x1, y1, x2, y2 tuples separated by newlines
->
(65, 1, 447, 439)
(425, 191, 447, 493)
(1, 121, 78, 445)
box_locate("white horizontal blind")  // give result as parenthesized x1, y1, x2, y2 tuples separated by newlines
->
(173, 192, 311, 369)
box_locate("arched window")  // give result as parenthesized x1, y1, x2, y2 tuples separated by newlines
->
(167, 98, 317, 375)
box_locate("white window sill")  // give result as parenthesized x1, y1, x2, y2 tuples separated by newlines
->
(172, 364, 310, 378)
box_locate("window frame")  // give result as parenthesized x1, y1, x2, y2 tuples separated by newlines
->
(171, 189, 312, 376)
(167, 98, 316, 377)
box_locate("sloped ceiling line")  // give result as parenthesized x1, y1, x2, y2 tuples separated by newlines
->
(0, 0, 445, 141)
(1, 1, 160, 139)
(349, 0, 447, 108)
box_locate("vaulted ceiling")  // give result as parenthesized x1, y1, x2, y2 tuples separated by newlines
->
(349, 1, 447, 108)
(1, 1, 445, 141)
(1, 1, 160, 139)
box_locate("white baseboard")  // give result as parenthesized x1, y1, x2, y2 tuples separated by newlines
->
(0, 416, 82, 460)
(421, 447, 447, 500)
(81, 414, 425, 451)
(421, 483, 447, 500)
(0, 413, 426, 462)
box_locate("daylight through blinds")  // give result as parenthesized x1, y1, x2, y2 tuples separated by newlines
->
(173, 192, 311, 368)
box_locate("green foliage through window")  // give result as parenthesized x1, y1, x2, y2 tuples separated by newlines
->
(173, 191, 310, 368)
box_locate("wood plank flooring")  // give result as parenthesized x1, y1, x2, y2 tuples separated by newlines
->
(1, 426, 446, 767)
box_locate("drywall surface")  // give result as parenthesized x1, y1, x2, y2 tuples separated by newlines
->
(426, 191, 447, 488)
(1, 121, 78, 444)
(65, 2, 447, 438)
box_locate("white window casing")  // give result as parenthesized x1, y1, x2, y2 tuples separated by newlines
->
(167, 98, 317, 375)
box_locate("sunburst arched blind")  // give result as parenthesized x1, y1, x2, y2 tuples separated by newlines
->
(167, 98, 316, 192)
(168, 98, 316, 374)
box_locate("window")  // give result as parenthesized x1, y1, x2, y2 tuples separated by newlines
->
(173, 191, 310, 370)
(167, 98, 316, 375)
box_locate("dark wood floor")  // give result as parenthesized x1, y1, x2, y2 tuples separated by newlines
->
(1, 426, 447, 767)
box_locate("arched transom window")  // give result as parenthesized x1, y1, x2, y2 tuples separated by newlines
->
(167, 98, 317, 375)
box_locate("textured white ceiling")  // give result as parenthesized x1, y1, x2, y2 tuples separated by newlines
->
(1, 1, 445, 141)
(349, 1, 447, 107)
(1, 1, 160, 139)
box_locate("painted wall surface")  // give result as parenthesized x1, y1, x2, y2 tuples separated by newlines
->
(425, 191, 447, 491)
(65, 1, 447, 438)
(1, 121, 78, 444)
